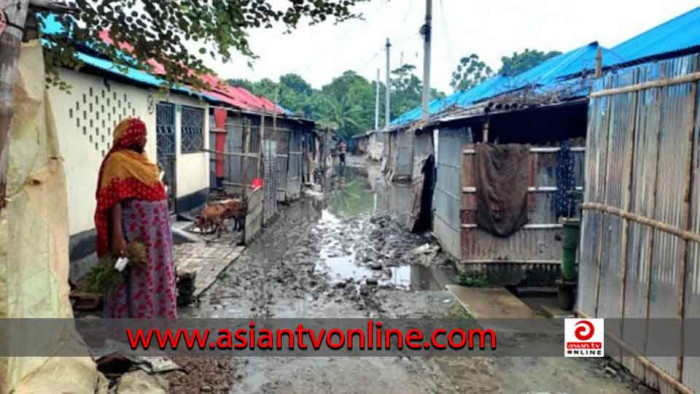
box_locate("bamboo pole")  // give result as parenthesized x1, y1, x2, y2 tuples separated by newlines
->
(618, 73, 639, 329)
(593, 85, 613, 316)
(642, 66, 665, 367)
(591, 72, 700, 98)
(582, 203, 700, 244)
(576, 309, 694, 394)
(204, 149, 259, 158)
(676, 81, 698, 380)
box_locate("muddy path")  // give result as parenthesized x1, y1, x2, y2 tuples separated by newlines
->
(182, 172, 651, 394)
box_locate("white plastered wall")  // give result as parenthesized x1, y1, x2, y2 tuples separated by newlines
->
(48, 69, 157, 236)
(49, 69, 210, 236)
(168, 96, 210, 199)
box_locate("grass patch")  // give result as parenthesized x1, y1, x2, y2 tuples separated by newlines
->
(455, 273, 489, 287)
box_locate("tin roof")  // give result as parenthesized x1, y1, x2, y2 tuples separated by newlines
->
(390, 42, 622, 128)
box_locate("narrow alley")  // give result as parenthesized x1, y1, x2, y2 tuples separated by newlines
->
(171, 166, 650, 393)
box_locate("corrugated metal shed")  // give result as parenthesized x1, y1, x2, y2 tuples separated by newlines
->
(390, 75, 512, 126)
(390, 43, 622, 128)
(610, 6, 700, 65)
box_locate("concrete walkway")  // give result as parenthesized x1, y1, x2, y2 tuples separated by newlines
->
(445, 285, 535, 318)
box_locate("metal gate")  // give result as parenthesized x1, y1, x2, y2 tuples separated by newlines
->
(156, 103, 176, 211)
(275, 129, 289, 201)
(226, 119, 245, 185)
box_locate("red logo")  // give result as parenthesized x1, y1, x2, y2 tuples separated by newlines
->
(574, 320, 594, 341)
(565, 318, 604, 357)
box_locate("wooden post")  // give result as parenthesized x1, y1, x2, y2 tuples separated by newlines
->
(481, 117, 489, 143)
(258, 113, 265, 181)
(0, 0, 30, 210)
(595, 47, 603, 79)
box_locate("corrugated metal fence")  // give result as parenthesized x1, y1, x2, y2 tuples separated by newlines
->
(579, 53, 700, 393)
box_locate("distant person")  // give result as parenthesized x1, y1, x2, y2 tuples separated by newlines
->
(94, 118, 177, 318)
(338, 141, 347, 177)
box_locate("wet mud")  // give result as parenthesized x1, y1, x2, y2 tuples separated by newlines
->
(179, 169, 650, 393)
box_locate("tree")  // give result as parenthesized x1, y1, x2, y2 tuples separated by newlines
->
(227, 78, 255, 92)
(389, 64, 445, 120)
(390, 64, 422, 118)
(317, 71, 375, 141)
(1, 0, 367, 209)
(43, 1, 367, 88)
(279, 73, 312, 95)
(450, 54, 493, 92)
(499, 49, 562, 76)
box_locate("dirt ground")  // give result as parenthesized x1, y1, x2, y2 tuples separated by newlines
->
(173, 169, 652, 394)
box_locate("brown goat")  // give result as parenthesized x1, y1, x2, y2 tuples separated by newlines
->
(222, 198, 247, 232)
(196, 203, 227, 234)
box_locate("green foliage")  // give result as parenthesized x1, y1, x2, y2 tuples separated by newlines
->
(42, 0, 367, 89)
(455, 273, 489, 287)
(79, 242, 147, 295)
(499, 48, 562, 76)
(450, 54, 493, 92)
(229, 64, 446, 141)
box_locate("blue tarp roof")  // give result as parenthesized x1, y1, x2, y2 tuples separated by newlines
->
(610, 7, 700, 65)
(390, 5, 700, 129)
(390, 42, 622, 127)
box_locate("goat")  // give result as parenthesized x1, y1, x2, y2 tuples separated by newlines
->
(222, 198, 247, 232)
(196, 203, 227, 235)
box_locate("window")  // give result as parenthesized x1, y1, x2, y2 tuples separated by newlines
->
(181, 106, 204, 153)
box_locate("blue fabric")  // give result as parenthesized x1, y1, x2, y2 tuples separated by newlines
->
(556, 140, 576, 218)
(610, 7, 700, 65)
(390, 43, 625, 128)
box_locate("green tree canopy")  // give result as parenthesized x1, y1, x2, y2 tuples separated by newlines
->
(43, 0, 367, 89)
(225, 67, 450, 141)
(498, 48, 562, 76)
(450, 54, 493, 92)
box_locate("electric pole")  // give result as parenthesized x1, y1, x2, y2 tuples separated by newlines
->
(385, 38, 391, 129)
(375, 68, 380, 130)
(421, 0, 432, 121)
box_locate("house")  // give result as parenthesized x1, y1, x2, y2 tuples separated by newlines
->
(40, 16, 322, 278)
(382, 42, 621, 282)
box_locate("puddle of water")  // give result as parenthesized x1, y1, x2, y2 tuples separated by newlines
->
(318, 171, 456, 291)
(327, 175, 376, 218)
(317, 255, 455, 291)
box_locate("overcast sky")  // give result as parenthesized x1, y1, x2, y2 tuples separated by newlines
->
(205, 0, 699, 93)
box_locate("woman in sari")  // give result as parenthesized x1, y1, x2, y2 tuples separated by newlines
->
(95, 118, 177, 318)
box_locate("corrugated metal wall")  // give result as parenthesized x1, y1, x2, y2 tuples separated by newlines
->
(286, 129, 303, 200)
(460, 144, 585, 265)
(580, 53, 700, 393)
(396, 130, 414, 178)
(434, 127, 472, 260)
(271, 125, 290, 202)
